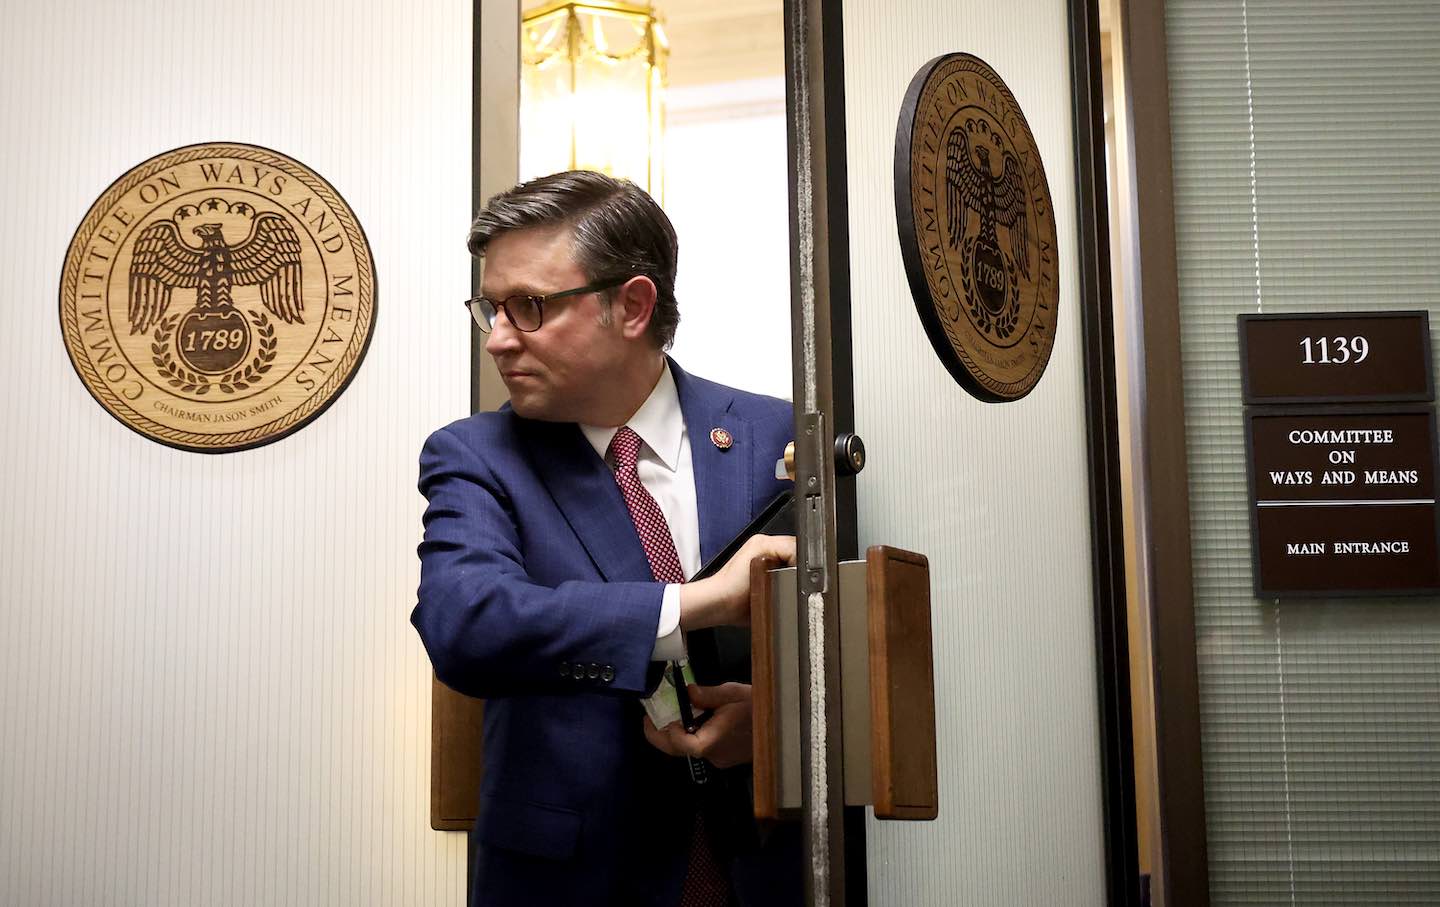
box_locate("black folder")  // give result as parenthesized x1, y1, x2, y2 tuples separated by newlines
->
(687, 490, 794, 687)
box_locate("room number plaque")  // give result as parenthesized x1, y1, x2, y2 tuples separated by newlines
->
(1239, 311, 1432, 404)
(1240, 311, 1440, 596)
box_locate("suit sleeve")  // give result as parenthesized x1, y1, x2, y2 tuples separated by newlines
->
(411, 425, 663, 699)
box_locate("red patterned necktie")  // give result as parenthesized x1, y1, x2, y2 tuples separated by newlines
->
(607, 426, 730, 907)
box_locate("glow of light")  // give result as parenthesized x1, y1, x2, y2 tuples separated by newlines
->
(519, 2, 667, 197)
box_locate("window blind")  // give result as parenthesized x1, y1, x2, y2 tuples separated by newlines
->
(1165, 1, 1440, 902)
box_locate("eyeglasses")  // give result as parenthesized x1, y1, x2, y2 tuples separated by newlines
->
(463, 276, 631, 333)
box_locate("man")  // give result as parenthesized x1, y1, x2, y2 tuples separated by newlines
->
(413, 170, 800, 906)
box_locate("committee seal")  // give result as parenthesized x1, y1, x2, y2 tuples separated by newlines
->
(895, 53, 1058, 402)
(59, 142, 376, 452)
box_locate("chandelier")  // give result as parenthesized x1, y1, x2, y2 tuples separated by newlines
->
(520, 0, 669, 196)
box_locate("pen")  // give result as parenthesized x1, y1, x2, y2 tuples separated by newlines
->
(670, 660, 709, 784)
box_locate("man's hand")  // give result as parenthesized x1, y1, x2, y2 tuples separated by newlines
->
(678, 534, 795, 630)
(643, 682, 753, 770)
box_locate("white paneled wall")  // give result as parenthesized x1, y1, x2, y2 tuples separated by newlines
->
(0, 2, 471, 904)
(840, 1, 1107, 903)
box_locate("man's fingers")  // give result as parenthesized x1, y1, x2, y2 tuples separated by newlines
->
(644, 716, 684, 757)
(642, 698, 753, 769)
(644, 715, 708, 758)
(769, 534, 796, 565)
(687, 682, 750, 710)
(745, 534, 796, 567)
(679, 534, 797, 633)
(662, 725, 705, 757)
(690, 703, 752, 769)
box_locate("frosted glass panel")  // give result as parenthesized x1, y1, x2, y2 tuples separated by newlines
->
(841, 0, 1106, 902)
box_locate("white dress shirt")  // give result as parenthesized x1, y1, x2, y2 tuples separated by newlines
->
(580, 362, 696, 661)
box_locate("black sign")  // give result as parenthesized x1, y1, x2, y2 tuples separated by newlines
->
(1239, 312, 1433, 404)
(1246, 407, 1440, 596)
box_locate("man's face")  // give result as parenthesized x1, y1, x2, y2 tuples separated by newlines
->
(482, 225, 625, 422)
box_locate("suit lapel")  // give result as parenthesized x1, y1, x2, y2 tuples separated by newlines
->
(672, 360, 750, 567)
(514, 415, 654, 583)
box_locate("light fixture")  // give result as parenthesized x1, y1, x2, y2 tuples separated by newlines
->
(520, 0, 669, 196)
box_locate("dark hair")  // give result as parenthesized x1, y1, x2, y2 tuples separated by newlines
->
(468, 170, 680, 349)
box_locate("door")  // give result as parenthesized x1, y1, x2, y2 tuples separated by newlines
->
(782, 0, 1137, 902)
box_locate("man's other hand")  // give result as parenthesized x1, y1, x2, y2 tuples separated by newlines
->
(678, 534, 795, 630)
(643, 682, 753, 770)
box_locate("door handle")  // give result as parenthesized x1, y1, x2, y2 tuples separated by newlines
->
(750, 546, 938, 821)
(778, 432, 867, 480)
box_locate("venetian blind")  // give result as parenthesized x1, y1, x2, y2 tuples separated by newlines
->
(1164, 1, 1440, 903)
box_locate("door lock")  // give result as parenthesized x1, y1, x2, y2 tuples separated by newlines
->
(777, 432, 867, 481)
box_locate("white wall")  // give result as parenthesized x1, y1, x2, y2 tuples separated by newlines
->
(665, 76, 793, 401)
(841, 0, 1108, 903)
(0, 2, 472, 904)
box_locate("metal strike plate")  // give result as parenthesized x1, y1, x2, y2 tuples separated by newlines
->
(799, 411, 828, 594)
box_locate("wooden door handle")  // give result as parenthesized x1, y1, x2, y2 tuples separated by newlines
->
(750, 546, 938, 821)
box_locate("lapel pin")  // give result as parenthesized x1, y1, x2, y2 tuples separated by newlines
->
(710, 427, 733, 450)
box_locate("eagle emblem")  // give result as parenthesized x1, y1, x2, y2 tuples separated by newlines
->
(945, 118, 1030, 339)
(129, 198, 304, 376)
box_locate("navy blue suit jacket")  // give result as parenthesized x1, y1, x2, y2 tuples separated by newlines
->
(413, 361, 799, 906)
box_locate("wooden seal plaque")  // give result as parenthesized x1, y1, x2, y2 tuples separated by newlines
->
(895, 53, 1058, 402)
(59, 142, 376, 452)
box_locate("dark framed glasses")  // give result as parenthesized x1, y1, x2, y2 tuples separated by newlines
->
(463, 275, 631, 333)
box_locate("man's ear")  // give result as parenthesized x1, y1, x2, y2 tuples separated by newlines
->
(613, 276, 658, 341)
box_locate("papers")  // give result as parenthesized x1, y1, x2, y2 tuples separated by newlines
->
(641, 659, 699, 729)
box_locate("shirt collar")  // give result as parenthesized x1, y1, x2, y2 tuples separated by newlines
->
(579, 361, 684, 471)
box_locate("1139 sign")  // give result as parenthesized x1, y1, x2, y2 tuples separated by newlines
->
(1299, 334, 1369, 364)
(1241, 311, 1431, 404)
(1240, 311, 1440, 597)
